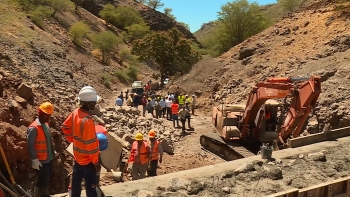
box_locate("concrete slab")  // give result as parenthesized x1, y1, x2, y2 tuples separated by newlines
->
(100, 132, 128, 171)
(288, 126, 350, 148)
(53, 135, 350, 197)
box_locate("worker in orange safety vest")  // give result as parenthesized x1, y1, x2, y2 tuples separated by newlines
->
(128, 133, 150, 180)
(61, 86, 101, 197)
(27, 102, 55, 197)
(147, 130, 163, 177)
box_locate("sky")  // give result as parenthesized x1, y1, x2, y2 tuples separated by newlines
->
(156, 0, 277, 33)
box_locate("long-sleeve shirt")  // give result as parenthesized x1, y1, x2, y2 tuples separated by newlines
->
(61, 108, 100, 165)
(27, 118, 54, 164)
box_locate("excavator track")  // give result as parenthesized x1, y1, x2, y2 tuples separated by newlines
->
(200, 133, 257, 161)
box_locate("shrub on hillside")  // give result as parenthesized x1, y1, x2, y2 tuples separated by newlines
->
(125, 23, 150, 42)
(30, 6, 53, 29)
(50, 0, 74, 16)
(119, 48, 134, 62)
(100, 73, 112, 89)
(115, 65, 138, 82)
(92, 31, 122, 65)
(99, 4, 144, 29)
(69, 21, 91, 45)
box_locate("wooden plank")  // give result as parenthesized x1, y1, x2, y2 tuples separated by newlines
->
(264, 189, 299, 197)
(265, 177, 350, 197)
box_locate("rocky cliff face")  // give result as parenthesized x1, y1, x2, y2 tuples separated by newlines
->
(80, 0, 198, 40)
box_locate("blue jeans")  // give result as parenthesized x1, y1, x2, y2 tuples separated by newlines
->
(71, 162, 97, 197)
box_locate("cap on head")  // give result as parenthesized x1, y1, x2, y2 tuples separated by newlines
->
(192, 94, 195, 97)
(39, 102, 54, 114)
(148, 130, 156, 138)
(185, 94, 188, 97)
(135, 133, 143, 141)
(78, 86, 100, 102)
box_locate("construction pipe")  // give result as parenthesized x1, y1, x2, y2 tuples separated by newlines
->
(0, 183, 17, 197)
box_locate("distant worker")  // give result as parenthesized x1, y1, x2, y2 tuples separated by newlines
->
(147, 130, 163, 177)
(128, 133, 150, 180)
(115, 96, 123, 107)
(61, 86, 101, 197)
(27, 102, 55, 197)
(171, 100, 180, 128)
(141, 96, 148, 117)
(165, 96, 172, 120)
(179, 105, 192, 133)
(178, 93, 185, 109)
(191, 94, 196, 115)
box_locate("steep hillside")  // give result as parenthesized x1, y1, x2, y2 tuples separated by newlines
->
(170, 3, 350, 134)
(80, 0, 198, 41)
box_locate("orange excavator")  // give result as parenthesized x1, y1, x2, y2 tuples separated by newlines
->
(200, 76, 322, 161)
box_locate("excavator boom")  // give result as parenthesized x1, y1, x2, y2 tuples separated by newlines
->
(200, 76, 322, 161)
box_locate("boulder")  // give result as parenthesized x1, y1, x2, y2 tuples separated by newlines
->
(160, 138, 174, 154)
(16, 83, 33, 100)
(14, 96, 27, 105)
(308, 151, 327, 161)
(234, 162, 255, 175)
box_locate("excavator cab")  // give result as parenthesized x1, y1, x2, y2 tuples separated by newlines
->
(259, 99, 281, 143)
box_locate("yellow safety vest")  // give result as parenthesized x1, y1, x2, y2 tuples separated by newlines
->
(178, 96, 185, 105)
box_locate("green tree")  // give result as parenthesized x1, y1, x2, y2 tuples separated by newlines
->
(125, 23, 150, 42)
(216, 0, 268, 53)
(164, 7, 176, 20)
(99, 4, 119, 26)
(99, 5, 144, 29)
(277, 0, 301, 12)
(179, 22, 190, 31)
(147, 0, 164, 9)
(50, 0, 74, 16)
(92, 31, 122, 64)
(69, 21, 90, 45)
(132, 28, 201, 85)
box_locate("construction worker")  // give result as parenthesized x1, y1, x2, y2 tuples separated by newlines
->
(171, 100, 180, 128)
(61, 86, 101, 197)
(178, 93, 185, 110)
(179, 105, 192, 133)
(191, 94, 196, 115)
(27, 102, 55, 197)
(147, 130, 163, 177)
(128, 133, 150, 180)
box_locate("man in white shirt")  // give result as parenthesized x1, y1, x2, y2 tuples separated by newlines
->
(165, 97, 172, 120)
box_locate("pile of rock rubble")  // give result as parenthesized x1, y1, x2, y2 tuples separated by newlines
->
(92, 105, 180, 154)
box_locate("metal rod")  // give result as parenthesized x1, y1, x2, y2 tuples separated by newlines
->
(0, 183, 16, 197)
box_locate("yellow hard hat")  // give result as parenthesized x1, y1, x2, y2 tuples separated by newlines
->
(39, 102, 54, 114)
(135, 133, 143, 141)
(148, 130, 156, 138)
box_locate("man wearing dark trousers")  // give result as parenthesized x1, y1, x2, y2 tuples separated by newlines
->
(27, 102, 55, 197)
(61, 86, 101, 197)
(147, 130, 163, 176)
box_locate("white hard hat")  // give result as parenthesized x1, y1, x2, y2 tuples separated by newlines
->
(78, 86, 100, 102)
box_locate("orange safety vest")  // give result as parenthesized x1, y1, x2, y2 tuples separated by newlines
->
(150, 140, 160, 161)
(129, 141, 149, 165)
(171, 104, 179, 115)
(61, 108, 100, 165)
(29, 121, 52, 161)
(266, 112, 271, 119)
